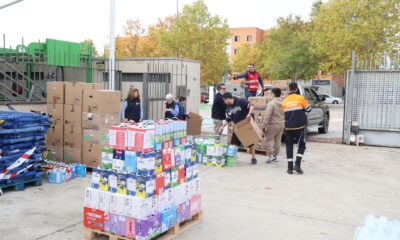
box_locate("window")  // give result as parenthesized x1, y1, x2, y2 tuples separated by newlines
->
(247, 35, 253, 42)
(234, 35, 240, 42)
(234, 48, 239, 55)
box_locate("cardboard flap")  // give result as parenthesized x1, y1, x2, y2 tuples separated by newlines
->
(233, 118, 262, 147)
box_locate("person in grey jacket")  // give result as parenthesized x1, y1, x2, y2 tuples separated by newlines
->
(264, 88, 285, 163)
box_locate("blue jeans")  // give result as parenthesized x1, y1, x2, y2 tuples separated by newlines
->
(245, 90, 257, 99)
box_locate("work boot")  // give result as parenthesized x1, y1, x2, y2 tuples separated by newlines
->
(251, 158, 257, 165)
(294, 165, 303, 174)
(287, 169, 293, 174)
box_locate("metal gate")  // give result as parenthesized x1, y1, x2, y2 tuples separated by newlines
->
(343, 52, 400, 147)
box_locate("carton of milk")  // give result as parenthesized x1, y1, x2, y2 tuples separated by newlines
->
(112, 150, 125, 172)
(109, 125, 127, 150)
(158, 188, 174, 212)
(99, 190, 111, 212)
(161, 206, 177, 233)
(173, 183, 190, 205)
(136, 175, 155, 199)
(110, 193, 126, 216)
(125, 195, 157, 220)
(126, 173, 137, 196)
(124, 151, 137, 173)
(85, 188, 100, 210)
(108, 170, 118, 193)
(137, 152, 155, 176)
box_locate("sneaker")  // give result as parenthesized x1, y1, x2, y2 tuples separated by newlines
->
(294, 165, 303, 174)
(251, 158, 257, 165)
(265, 156, 277, 163)
(287, 169, 293, 174)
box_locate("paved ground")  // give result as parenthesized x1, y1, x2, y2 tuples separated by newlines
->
(1, 141, 399, 240)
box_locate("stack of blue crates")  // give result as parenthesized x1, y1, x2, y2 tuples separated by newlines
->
(0, 111, 51, 185)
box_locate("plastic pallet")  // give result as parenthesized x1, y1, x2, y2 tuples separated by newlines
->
(0, 175, 42, 196)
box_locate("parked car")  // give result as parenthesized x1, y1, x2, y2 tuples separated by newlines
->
(300, 87, 330, 133)
(319, 94, 343, 104)
(200, 92, 209, 103)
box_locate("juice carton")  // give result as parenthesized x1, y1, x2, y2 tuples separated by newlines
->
(216, 157, 225, 168)
(99, 190, 111, 212)
(190, 195, 202, 217)
(101, 147, 113, 169)
(158, 188, 174, 212)
(161, 206, 177, 233)
(179, 145, 186, 165)
(176, 201, 190, 223)
(84, 207, 104, 231)
(127, 125, 155, 153)
(186, 165, 193, 181)
(125, 195, 157, 219)
(110, 193, 126, 216)
(124, 151, 137, 173)
(126, 173, 137, 196)
(185, 144, 192, 164)
(99, 169, 109, 191)
(117, 172, 127, 195)
(173, 137, 181, 147)
(155, 172, 165, 195)
(136, 175, 155, 199)
(112, 150, 125, 172)
(162, 148, 172, 171)
(173, 183, 190, 205)
(192, 164, 198, 179)
(196, 152, 203, 164)
(171, 167, 179, 188)
(174, 147, 182, 166)
(92, 168, 101, 189)
(85, 188, 100, 210)
(137, 152, 155, 176)
(154, 151, 162, 174)
(108, 170, 118, 193)
(180, 136, 187, 145)
(135, 213, 162, 240)
(104, 213, 125, 236)
(164, 170, 171, 190)
(109, 126, 127, 150)
(125, 217, 136, 238)
(178, 165, 186, 184)
(189, 178, 201, 197)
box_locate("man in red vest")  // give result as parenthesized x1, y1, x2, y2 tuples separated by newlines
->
(233, 63, 265, 99)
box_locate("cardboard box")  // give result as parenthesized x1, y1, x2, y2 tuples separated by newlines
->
(82, 112, 120, 130)
(64, 104, 82, 127)
(64, 147, 82, 164)
(249, 96, 271, 111)
(110, 193, 126, 216)
(82, 142, 102, 168)
(158, 188, 173, 212)
(83, 90, 121, 113)
(47, 103, 64, 126)
(161, 206, 177, 233)
(135, 213, 162, 240)
(99, 191, 111, 213)
(47, 146, 64, 162)
(104, 213, 125, 236)
(83, 207, 104, 231)
(187, 112, 203, 136)
(47, 82, 64, 104)
(46, 125, 63, 147)
(109, 126, 127, 150)
(64, 125, 82, 148)
(125, 217, 136, 238)
(125, 195, 157, 219)
(173, 183, 190, 205)
(127, 125, 155, 153)
(234, 118, 262, 147)
(65, 82, 99, 105)
(176, 201, 190, 223)
(85, 188, 100, 209)
(190, 195, 202, 217)
(83, 129, 109, 146)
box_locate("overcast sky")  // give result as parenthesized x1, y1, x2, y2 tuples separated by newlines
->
(0, 0, 318, 53)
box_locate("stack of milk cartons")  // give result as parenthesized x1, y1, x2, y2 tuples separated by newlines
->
(83, 119, 202, 240)
(353, 215, 400, 240)
(194, 136, 238, 167)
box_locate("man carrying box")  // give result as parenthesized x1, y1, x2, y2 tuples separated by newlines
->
(219, 92, 257, 165)
(282, 82, 311, 175)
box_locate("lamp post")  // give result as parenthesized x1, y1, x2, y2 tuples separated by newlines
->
(0, 0, 24, 10)
(109, 0, 116, 90)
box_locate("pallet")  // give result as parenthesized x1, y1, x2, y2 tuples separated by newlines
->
(0, 176, 42, 196)
(238, 147, 269, 156)
(84, 211, 203, 240)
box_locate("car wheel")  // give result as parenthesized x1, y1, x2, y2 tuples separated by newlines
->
(318, 113, 329, 134)
(333, 100, 338, 104)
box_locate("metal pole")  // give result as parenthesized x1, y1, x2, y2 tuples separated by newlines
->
(109, 0, 116, 90)
(176, 0, 179, 58)
(0, 0, 23, 9)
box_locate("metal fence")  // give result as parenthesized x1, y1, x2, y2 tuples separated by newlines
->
(343, 51, 400, 147)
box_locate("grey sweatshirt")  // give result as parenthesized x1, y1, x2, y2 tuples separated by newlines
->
(264, 97, 284, 126)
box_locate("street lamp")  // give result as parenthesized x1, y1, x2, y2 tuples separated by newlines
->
(109, 0, 116, 90)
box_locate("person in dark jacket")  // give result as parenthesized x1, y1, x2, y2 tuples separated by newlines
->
(219, 92, 257, 165)
(178, 97, 189, 120)
(233, 64, 264, 99)
(211, 83, 226, 135)
(282, 82, 311, 175)
(120, 88, 143, 122)
(165, 93, 180, 119)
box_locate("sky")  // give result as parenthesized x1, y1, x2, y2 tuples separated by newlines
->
(0, 0, 318, 54)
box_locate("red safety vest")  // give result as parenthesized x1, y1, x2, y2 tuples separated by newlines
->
(246, 71, 260, 92)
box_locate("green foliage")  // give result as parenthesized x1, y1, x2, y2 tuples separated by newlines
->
(232, 44, 263, 75)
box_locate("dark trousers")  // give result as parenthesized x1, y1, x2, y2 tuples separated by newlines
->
(285, 128, 306, 170)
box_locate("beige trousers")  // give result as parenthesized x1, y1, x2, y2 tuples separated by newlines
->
(266, 124, 284, 156)
(213, 119, 224, 135)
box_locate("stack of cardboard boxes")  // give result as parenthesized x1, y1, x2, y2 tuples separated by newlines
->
(227, 96, 271, 151)
(46, 82, 121, 165)
(82, 90, 121, 168)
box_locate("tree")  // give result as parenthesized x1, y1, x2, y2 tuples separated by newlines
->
(232, 44, 263, 75)
(159, 0, 230, 87)
(82, 39, 99, 57)
(311, 0, 400, 74)
(261, 15, 320, 81)
(115, 19, 145, 58)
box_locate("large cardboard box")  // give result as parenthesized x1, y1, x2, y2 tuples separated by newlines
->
(47, 82, 64, 104)
(47, 103, 64, 126)
(65, 82, 103, 106)
(82, 142, 102, 168)
(249, 96, 271, 111)
(47, 146, 64, 162)
(82, 112, 120, 130)
(64, 147, 82, 164)
(187, 112, 203, 136)
(234, 118, 262, 147)
(46, 125, 63, 147)
(64, 104, 82, 127)
(83, 129, 109, 146)
(83, 90, 121, 113)
(64, 125, 82, 148)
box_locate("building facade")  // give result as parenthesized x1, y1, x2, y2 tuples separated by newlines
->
(229, 27, 267, 62)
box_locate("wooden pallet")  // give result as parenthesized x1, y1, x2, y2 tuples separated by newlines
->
(0, 176, 42, 196)
(84, 211, 203, 240)
(238, 147, 269, 156)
